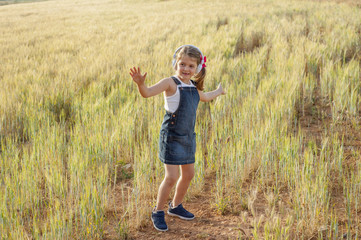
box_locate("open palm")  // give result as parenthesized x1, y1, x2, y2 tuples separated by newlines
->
(129, 67, 147, 85)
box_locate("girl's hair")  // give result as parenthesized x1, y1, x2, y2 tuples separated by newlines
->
(175, 46, 206, 91)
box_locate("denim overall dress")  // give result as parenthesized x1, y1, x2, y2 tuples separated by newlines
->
(158, 77, 200, 165)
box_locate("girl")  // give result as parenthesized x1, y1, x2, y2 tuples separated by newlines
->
(129, 45, 225, 232)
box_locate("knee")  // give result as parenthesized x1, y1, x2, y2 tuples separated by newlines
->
(164, 174, 179, 186)
(181, 170, 195, 182)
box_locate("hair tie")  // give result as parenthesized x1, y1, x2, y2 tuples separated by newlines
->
(202, 63, 206, 69)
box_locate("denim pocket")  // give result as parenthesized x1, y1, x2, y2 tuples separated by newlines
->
(159, 130, 167, 153)
(191, 132, 196, 154)
(168, 134, 192, 156)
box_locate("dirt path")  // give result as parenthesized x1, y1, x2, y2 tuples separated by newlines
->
(135, 200, 242, 239)
(104, 174, 253, 240)
(133, 176, 250, 240)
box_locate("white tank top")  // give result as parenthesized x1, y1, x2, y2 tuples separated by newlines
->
(164, 76, 196, 113)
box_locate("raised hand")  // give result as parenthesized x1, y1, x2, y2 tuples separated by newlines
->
(129, 67, 147, 86)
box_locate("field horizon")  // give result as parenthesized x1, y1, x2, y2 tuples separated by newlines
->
(0, 0, 48, 6)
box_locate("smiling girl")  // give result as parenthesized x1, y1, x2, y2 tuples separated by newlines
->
(130, 45, 225, 231)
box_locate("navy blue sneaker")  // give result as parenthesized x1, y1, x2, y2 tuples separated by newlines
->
(167, 202, 195, 220)
(151, 210, 168, 231)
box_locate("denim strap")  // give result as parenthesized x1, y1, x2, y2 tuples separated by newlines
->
(171, 76, 181, 85)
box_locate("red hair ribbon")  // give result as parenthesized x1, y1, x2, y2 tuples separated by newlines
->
(200, 55, 207, 69)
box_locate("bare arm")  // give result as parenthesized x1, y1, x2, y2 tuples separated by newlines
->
(198, 83, 226, 102)
(129, 67, 171, 98)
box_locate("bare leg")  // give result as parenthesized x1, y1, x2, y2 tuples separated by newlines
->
(155, 164, 180, 211)
(172, 163, 195, 207)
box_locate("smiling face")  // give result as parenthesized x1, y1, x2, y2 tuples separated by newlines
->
(175, 55, 198, 83)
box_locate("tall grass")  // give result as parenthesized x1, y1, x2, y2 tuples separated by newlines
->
(1, 0, 361, 239)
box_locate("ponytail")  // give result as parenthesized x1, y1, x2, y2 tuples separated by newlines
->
(194, 67, 206, 91)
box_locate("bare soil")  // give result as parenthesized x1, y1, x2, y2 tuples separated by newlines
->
(104, 175, 254, 240)
(133, 179, 245, 240)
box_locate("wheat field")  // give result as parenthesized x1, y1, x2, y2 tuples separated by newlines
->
(1, 0, 361, 239)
